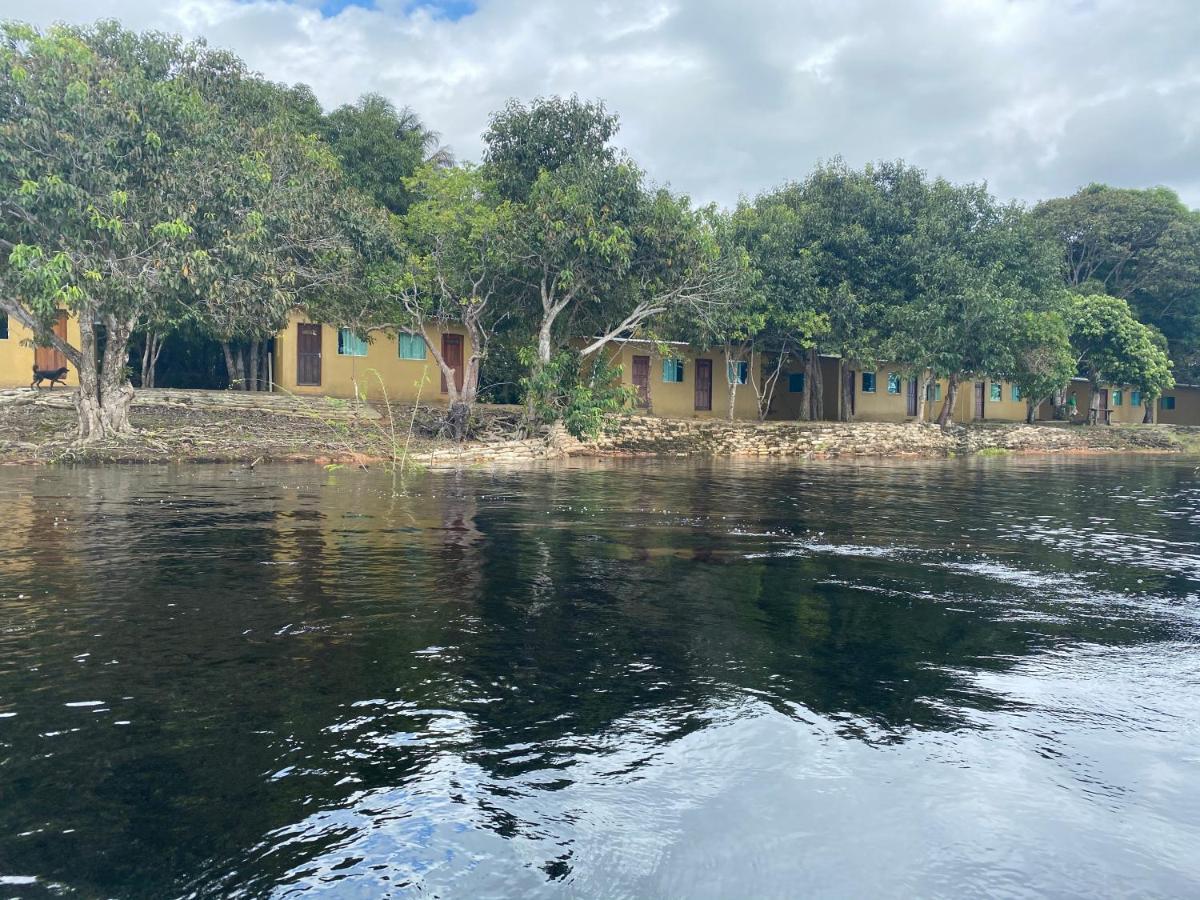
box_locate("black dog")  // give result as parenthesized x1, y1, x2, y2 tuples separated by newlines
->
(31, 364, 69, 389)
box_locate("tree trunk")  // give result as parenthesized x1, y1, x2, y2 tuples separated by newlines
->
(808, 349, 824, 421)
(1026, 398, 1037, 424)
(248, 341, 260, 392)
(1143, 401, 1154, 424)
(723, 347, 740, 421)
(221, 342, 237, 389)
(1088, 380, 1101, 425)
(237, 346, 249, 391)
(1052, 387, 1067, 421)
(937, 373, 959, 426)
(537, 317, 554, 367)
(140, 332, 164, 388)
(838, 359, 853, 422)
(916, 371, 930, 422)
(75, 313, 135, 443)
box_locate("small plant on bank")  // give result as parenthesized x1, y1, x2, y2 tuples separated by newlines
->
(520, 348, 635, 440)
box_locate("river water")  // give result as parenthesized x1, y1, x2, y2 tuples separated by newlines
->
(0, 458, 1198, 898)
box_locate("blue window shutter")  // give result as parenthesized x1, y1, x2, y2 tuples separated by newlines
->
(399, 334, 426, 360)
(788, 372, 805, 393)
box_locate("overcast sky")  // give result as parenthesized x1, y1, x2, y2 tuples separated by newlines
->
(4, 0, 1198, 209)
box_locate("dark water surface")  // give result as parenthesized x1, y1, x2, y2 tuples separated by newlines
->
(1, 457, 1198, 898)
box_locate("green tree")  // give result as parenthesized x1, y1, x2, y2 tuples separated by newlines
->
(1033, 184, 1200, 379)
(889, 179, 1063, 425)
(0, 21, 217, 439)
(482, 95, 618, 203)
(322, 93, 448, 215)
(1068, 293, 1174, 424)
(1004, 310, 1075, 423)
(362, 164, 511, 438)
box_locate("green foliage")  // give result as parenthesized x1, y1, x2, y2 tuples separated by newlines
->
(483, 95, 618, 202)
(1005, 310, 1076, 408)
(519, 348, 634, 438)
(1069, 293, 1174, 398)
(1033, 184, 1200, 380)
(322, 93, 446, 215)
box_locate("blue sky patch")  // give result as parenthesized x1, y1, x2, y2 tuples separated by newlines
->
(312, 0, 476, 20)
(405, 0, 477, 21)
(318, 0, 376, 15)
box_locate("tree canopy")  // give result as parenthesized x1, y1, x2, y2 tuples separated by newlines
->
(2, 18, 1196, 441)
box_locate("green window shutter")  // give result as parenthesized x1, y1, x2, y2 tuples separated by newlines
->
(990, 382, 1002, 402)
(934, 383, 943, 402)
(1011, 385, 1021, 402)
(398, 334, 427, 360)
(788, 372, 805, 393)
(338, 328, 368, 357)
(1112, 390, 1122, 406)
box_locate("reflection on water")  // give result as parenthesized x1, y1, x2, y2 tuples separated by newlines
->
(1, 458, 1199, 898)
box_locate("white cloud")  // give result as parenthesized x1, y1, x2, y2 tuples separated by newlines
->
(4, 0, 1198, 208)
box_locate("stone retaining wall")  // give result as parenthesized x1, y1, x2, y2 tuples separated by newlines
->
(0, 387, 379, 421)
(575, 415, 1193, 458)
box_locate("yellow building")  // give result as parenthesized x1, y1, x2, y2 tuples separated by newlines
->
(272, 312, 472, 405)
(597, 339, 763, 419)
(0, 308, 82, 389)
(1156, 384, 1200, 425)
(1037, 378, 1158, 424)
(769, 358, 1033, 424)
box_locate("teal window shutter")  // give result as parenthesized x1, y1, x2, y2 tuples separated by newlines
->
(662, 358, 683, 382)
(1112, 390, 1122, 406)
(1011, 384, 1021, 401)
(861, 372, 876, 393)
(398, 333, 427, 360)
(990, 382, 1002, 401)
(788, 372, 805, 393)
(338, 328, 368, 357)
(727, 360, 747, 384)
(1131, 390, 1142, 406)
(886, 372, 900, 394)
(1161, 396, 1176, 411)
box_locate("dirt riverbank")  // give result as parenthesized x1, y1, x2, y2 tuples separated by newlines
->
(1, 389, 1197, 466)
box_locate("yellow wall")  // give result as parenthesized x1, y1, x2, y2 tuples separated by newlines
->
(273, 313, 471, 404)
(0, 310, 82, 389)
(1157, 385, 1200, 426)
(947, 378, 1028, 423)
(1038, 382, 1157, 424)
(602, 342, 762, 420)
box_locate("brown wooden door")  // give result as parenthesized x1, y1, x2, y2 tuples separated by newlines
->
(694, 358, 712, 411)
(906, 377, 918, 417)
(632, 355, 650, 408)
(34, 310, 68, 372)
(441, 333, 464, 393)
(974, 381, 986, 419)
(1098, 388, 1109, 423)
(296, 323, 322, 386)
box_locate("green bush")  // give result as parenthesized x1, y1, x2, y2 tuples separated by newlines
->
(520, 348, 634, 438)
